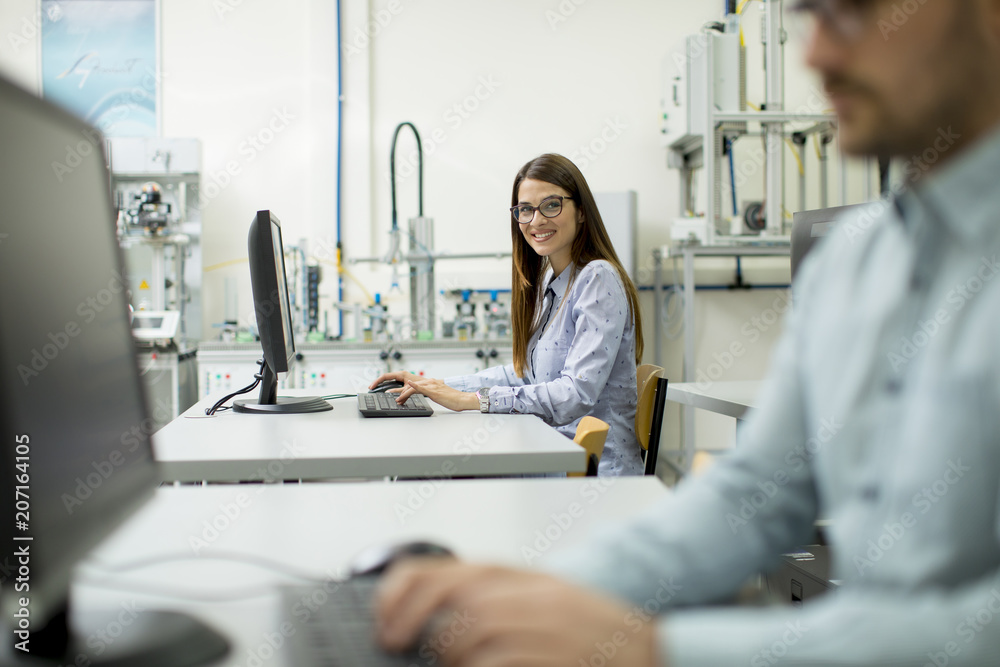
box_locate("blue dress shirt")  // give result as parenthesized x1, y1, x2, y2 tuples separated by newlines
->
(543, 125, 1000, 665)
(446, 260, 641, 476)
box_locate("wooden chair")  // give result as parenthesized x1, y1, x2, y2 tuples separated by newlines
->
(635, 369, 669, 476)
(636, 363, 663, 397)
(570, 416, 610, 477)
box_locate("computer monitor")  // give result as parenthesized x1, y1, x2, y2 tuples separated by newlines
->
(0, 75, 228, 665)
(232, 210, 331, 413)
(790, 204, 862, 278)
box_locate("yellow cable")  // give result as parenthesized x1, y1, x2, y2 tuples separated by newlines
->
(746, 101, 761, 112)
(312, 256, 376, 307)
(814, 134, 824, 161)
(203, 257, 248, 273)
(785, 138, 805, 176)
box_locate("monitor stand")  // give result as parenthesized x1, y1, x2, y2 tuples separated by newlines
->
(232, 364, 332, 414)
(16, 602, 230, 667)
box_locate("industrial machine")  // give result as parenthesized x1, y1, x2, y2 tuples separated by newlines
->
(662, 0, 838, 245)
(109, 137, 202, 430)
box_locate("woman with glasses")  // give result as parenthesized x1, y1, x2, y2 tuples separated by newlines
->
(370, 153, 644, 476)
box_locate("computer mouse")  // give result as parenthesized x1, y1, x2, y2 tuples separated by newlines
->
(371, 379, 406, 393)
(349, 540, 455, 578)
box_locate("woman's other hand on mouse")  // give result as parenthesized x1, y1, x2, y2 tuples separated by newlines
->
(375, 560, 659, 667)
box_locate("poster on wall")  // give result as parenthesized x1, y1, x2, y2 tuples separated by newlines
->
(40, 0, 159, 137)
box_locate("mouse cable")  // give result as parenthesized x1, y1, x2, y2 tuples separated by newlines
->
(204, 358, 265, 416)
(80, 550, 347, 586)
(74, 575, 281, 604)
(318, 393, 357, 400)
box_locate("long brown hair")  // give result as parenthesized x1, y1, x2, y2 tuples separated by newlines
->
(510, 153, 643, 377)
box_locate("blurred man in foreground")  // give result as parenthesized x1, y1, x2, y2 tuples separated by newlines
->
(377, 1, 1000, 664)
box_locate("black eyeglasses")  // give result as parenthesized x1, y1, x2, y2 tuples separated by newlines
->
(510, 195, 573, 224)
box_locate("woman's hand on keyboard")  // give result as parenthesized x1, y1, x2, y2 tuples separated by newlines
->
(400, 377, 479, 412)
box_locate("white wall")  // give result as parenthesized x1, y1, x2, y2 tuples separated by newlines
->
(0, 0, 874, 460)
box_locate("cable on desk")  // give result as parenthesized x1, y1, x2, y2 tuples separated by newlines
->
(318, 393, 357, 400)
(81, 550, 346, 586)
(204, 358, 265, 415)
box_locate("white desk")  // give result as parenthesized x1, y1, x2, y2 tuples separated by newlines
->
(665, 381, 760, 420)
(665, 381, 761, 471)
(75, 477, 668, 667)
(153, 391, 586, 482)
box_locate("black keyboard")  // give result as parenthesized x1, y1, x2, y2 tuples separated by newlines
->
(280, 576, 434, 666)
(358, 392, 434, 418)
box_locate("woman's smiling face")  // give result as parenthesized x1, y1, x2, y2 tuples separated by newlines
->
(515, 178, 581, 276)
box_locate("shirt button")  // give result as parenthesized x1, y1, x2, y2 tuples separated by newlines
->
(885, 378, 903, 394)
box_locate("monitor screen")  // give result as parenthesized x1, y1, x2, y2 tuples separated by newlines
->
(0, 75, 227, 665)
(270, 214, 296, 367)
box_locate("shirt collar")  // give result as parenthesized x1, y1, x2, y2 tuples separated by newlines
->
(545, 263, 575, 302)
(906, 122, 1000, 248)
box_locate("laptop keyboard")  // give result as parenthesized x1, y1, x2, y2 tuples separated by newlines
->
(358, 393, 433, 418)
(280, 576, 434, 666)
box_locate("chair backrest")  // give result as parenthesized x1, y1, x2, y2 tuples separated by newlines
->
(644, 376, 669, 476)
(635, 368, 663, 451)
(570, 415, 610, 477)
(636, 363, 663, 398)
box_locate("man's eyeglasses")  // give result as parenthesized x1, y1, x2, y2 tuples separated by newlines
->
(510, 195, 573, 224)
(788, 0, 883, 42)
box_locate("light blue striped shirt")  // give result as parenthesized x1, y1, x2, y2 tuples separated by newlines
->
(544, 125, 1000, 665)
(445, 260, 641, 476)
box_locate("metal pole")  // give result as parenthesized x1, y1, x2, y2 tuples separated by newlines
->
(653, 248, 663, 366)
(683, 246, 696, 468)
(763, 0, 785, 235)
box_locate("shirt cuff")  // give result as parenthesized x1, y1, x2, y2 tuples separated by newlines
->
(658, 607, 811, 667)
(484, 384, 519, 414)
